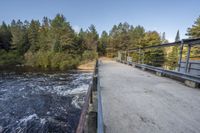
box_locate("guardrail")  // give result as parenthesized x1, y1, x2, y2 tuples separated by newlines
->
(96, 60, 104, 133)
(76, 82, 93, 133)
(117, 38, 200, 87)
(76, 60, 104, 133)
(135, 64, 200, 84)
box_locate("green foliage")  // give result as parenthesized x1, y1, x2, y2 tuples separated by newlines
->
(25, 51, 80, 70)
(2, 14, 199, 70)
(50, 14, 76, 52)
(166, 46, 179, 70)
(187, 16, 200, 38)
(0, 14, 99, 70)
(0, 22, 12, 51)
(82, 50, 98, 61)
(186, 16, 200, 59)
(161, 32, 168, 44)
(142, 31, 165, 67)
(83, 25, 99, 51)
(28, 20, 40, 52)
(0, 50, 23, 65)
(98, 31, 108, 56)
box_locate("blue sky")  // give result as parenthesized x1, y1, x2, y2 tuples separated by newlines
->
(0, 0, 200, 42)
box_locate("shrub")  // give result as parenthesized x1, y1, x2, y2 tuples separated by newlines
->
(0, 50, 23, 66)
(82, 50, 98, 61)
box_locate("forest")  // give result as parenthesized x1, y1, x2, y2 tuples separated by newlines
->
(0, 14, 199, 70)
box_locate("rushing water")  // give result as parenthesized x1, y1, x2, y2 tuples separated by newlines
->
(0, 70, 92, 133)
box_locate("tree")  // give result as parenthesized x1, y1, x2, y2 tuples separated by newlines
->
(186, 16, 200, 60)
(175, 30, 180, 42)
(50, 14, 76, 53)
(28, 20, 40, 52)
(10, 20, 29, 55)
(98, 31, 108, 56)
(143, 31, 164, 66)
(84, 24, 99, 51)
(38, 17, 51, 51)
(187, 16, 200, 38)
(109, 22, 133, 56)
(0, 22, 12, 51)
(161, 32, 168, 43)
(129, 25, 145, 48)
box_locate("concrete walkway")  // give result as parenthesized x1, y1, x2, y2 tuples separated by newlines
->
(99, 60, 200, 133)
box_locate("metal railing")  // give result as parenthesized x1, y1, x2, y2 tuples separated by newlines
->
(76, 77, 94, 133)
(117, 38, 200, 86)
(76, 60, 104, 133)
(135, 64, 200, 84)
(96, 60, 104, 133)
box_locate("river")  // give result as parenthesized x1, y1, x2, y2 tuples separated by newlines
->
(0, 70, 92, 133)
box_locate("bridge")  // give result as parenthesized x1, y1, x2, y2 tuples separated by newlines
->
(99, 59, 200, 133)
(76, 38, 200, 133)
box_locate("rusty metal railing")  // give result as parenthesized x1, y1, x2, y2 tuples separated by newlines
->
(76, 82, 93, 133)
(76, 60, 104, 133)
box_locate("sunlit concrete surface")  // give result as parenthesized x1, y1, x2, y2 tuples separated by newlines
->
(99, 60, 200, 133)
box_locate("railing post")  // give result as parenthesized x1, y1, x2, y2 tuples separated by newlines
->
(139, 48, 141, 64)
(142, 51, 145, 64)
(178, 40, 184, 72)
(185, 44, 191, 73)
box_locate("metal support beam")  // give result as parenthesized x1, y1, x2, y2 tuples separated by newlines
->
(178, 41, 184, 72)
(142, 51, 145, 64)
(125, 51, 127, 62)
(139, 48, 141, 64)
(185, 44, 191, 73)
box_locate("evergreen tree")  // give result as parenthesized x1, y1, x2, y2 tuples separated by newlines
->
(98, 31, 108, 56)
(38, 17, 51, 51)
(28, 20, 40, 52)
(10, 20, 29, 55)
(143, 31, 164, 67)
(186, 16, 200, 60)
(175, 30, 180, 42)
(187, 16, 200, 38)
(50, 14, 75, 53)
(84, 24, 99, 51)
(129, 25, 145, 48)
(0, 22, 12, 51)
(161, 32, 168, 43)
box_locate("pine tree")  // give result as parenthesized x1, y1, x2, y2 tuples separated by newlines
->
(50, 14, 75, 53)
(98, 31, 108, 56)
(143, 31, 164, 67)
(84, 24, 99, 51)
(28, 20, 40, 52)
(175, 30, 180, 42)
(186, 16, 200, 60)
(0, 22, 12, 51)
(10, 20, 29, 55)
(187, 16, 200, 38)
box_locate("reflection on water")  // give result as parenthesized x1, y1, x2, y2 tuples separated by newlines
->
(0, 71, 92, 133)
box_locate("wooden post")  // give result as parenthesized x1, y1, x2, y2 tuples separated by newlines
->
(185, 44, 191, 73)
(178, 41, 184, 72)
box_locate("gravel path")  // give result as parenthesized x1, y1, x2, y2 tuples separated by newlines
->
(99, 60, 200, 133)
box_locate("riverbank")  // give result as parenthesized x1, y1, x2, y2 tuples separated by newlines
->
(0, 60, 96, 73)
(77, 61, 96, 71)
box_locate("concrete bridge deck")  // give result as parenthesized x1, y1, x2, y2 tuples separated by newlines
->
(99, 60, 200, 133)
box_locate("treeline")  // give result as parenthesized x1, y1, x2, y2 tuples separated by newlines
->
(0, 14, 200, 70)
(99, 23, 170, 67)
(98, 16, 200, 69)
(0, 14, 99, 70)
